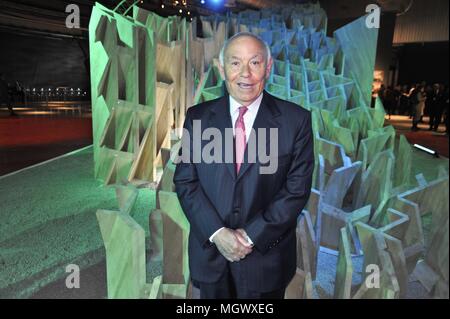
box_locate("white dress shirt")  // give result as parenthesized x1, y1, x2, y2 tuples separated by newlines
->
(208, 93, 264, 245)
(229, 92, 263, 143)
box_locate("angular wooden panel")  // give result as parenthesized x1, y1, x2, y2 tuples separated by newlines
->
(285, 268, 314, 299)
(334, 227, 353, 299)
(97, 209, 146, 299)
(158, 191, 190, 287)
(296, 211, 318, 279)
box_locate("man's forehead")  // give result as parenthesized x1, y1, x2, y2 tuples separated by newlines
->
(225, 36, 266, 55)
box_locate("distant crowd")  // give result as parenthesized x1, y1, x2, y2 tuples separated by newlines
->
(378, 82, 449, 134)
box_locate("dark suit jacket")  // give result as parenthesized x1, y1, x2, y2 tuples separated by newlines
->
(174, 91, 314, 292)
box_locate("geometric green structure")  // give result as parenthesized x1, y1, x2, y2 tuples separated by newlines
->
(334, 15, 378, 108)
(355, 149, 395, 217)
(88, 2, 449, 298)
(89, 2, 157, 185)
(393, 135, 413, 189)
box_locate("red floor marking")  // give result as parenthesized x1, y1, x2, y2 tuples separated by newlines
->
(0, 117, 92, 147)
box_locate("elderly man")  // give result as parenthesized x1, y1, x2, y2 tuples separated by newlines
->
(174, 32, 314, 299)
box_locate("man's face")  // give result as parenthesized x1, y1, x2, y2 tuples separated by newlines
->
(219, 36, 272, 106)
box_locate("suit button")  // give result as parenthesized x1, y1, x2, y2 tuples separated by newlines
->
(233, 209, 239, 215)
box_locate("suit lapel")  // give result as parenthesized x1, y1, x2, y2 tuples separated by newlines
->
(207, 94, 236, 180)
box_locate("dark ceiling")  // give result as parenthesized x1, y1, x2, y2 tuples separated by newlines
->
(0, 0, 414, 40)
(0, 0, 315, 39)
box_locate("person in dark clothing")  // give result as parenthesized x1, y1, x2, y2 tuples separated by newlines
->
(399, 85, 410, 115)
(384, 86, 396, 119)
(0, 73, 16, 116)
(378, 84, 386, 106)
(443, 86, 449, 135)
(393, 85, 402, 113)
(407, 84, 418, 118)
(174, 32, 314, 299)
(424, 84, 433, 119)
(14, 80, 25, 105)
(420, 81, 429, 123)
(428, 84, 445, 131)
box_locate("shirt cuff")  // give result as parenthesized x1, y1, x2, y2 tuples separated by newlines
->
(209, 227, 225, 243)
(246, 233, 254, 246)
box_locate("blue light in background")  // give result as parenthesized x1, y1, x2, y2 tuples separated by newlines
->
(209, 0, 223, 6)
(200, 0, 225, 11)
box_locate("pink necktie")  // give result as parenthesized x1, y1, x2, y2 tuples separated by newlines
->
(235, 106, 248, 174)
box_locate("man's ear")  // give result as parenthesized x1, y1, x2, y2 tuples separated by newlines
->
(265, 57, 273, 79)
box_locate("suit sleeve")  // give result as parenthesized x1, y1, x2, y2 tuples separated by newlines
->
(245, 111, 314, 255)
(173, 109, 225, 248)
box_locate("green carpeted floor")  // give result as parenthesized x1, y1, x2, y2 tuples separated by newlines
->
(0, 146, 157, 298)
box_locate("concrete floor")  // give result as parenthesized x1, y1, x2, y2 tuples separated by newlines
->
(0, 146, 158, 298)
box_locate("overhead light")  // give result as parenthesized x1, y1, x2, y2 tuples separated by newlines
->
(201, 0, 205, 4)
(187, 11, 190, 15)
(413, 144, 439, 157)
(161, 4, 165, 8)
(179, 8, 182, 13)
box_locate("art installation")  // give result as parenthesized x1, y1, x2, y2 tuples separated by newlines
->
(88, 2, 449, 299)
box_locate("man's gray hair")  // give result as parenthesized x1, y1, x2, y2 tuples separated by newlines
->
(219, 32, 272, 66)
